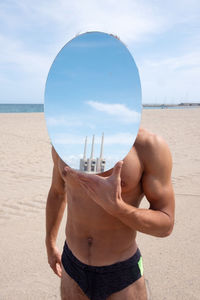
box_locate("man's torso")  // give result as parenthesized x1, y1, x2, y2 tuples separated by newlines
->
(57, 132, 146, 266)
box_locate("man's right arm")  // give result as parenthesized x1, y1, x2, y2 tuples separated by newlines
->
(45, 147, 67, 277)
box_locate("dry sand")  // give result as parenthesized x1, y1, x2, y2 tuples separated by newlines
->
(0, 109, 200, 299)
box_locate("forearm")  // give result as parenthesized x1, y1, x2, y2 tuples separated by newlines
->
(115, 201, 173, 237)
(45, 187, 67, 249)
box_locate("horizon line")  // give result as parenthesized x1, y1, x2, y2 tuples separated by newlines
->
(1, 102, 200, 105)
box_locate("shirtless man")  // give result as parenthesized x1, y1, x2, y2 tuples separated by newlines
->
(45, 128, 175, 300)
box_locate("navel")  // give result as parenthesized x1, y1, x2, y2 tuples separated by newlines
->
(121, 180, 126, 187)
(87, 236, 93, 246)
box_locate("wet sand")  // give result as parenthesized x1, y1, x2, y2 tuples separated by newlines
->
(0, 109, 200, 299)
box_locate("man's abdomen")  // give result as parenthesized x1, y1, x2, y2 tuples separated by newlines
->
(65, 208, 137, 266)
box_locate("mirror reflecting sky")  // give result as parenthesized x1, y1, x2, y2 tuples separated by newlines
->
(44, 31, 142, 173)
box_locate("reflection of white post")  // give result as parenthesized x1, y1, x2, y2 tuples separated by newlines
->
(83, 136, 87, 159)
(80, 136, 88, 171)
(88, 135, 96, 172)
(80, 134, 105, 173)
(90, 135, 95, 159)
(100, 132, 104, 159)
(97, 133, 106, 172)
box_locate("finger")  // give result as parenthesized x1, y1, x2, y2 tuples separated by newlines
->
(64, 166, 92, 183)
(63, 166, 77, 179)
(63, 167, 86, 187)
(50, 262, 62, 278)
(56, 262, 62, 278)
(111, 161, 123, 181)
(50, 263, 59, 276)
(70, 170, 101, 193)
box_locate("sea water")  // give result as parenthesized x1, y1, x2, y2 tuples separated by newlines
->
(0, 103, 199, 113)
(0, 104, 44, 113)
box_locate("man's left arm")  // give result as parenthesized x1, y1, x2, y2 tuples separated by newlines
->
(114, 137, 175, 237)
(63, 136, 175, 238)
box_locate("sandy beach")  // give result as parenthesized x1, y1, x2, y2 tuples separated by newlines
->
(0, 108, 200, 300)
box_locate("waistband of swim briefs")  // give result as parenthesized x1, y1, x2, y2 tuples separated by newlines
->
(62, 240, 141, 273)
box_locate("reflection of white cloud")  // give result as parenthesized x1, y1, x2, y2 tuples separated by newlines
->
(47, 116, 83, 127)
(104, 132, 136, 145)
(61, 154, 82, 169)
(56, 132, 137, 170)
(55, 134, 83, 144)
(62, 154, 123, 170)
(61, 148, 132, 170)
(86, 101, 140, 123)
(46, 115, 97, 129)
(55, 132, 136, 145)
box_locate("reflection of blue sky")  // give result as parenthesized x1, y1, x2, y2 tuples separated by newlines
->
(45, 32, 142, 170)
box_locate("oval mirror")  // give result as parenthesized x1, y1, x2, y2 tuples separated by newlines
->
(44, 31, 142, 173)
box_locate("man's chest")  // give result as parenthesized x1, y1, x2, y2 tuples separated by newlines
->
(103, 147, 144, 204)
(58, 146, 143, 205)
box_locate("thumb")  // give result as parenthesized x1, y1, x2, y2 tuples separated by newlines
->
(111, 161, 123, 181)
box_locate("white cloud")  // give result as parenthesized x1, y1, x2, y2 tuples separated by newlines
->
(140, 51, 200, 103)
(0, 34, 52, 102)
(0, 34, 51, 76)
(144, 52, 200, 70)
(8, 0, 198, 45)
(0, 0, 200, 103)
(86, 101, 140, 123)
(15, 0, 163, 43)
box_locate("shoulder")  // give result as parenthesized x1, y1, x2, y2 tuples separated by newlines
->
(51, 146, 65, 193)
(51, 146, 59, 165)
(135, 128, 172, 174)
(135, 128, 168, 150)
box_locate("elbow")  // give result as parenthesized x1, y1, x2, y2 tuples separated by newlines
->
(159, 219, 174, 237)
(160, 227, 173, 238)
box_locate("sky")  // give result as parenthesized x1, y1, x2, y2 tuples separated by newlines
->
(0, 0, 200, 104)
(45, 32, 142, 170)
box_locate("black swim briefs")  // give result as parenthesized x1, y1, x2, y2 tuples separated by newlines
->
(61, 241, 143, 300)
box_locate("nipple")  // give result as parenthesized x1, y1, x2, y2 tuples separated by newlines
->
(62, 169, 67, 177)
